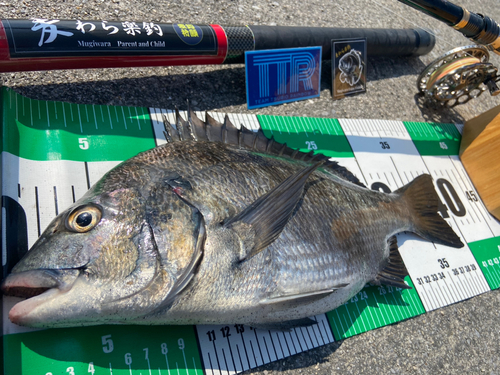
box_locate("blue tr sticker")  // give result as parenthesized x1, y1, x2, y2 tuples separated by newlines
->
(245, 47, 322, 109)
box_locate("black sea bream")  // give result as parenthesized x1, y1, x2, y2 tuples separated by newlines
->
(1, 111, 463, 328)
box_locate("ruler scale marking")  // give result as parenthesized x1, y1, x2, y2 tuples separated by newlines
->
(444, 270, 463, 303)
(457, 272, 473, 299)
(373, 293, 388, 326)
(265, 330, 280, 361)
(269, 331, 284, 360)
(121, 107, 128, 130)
(431, 281, 446, 307)
(468, 265, 491, 295)
(277, 331, 291, 358)
(363, 299, 378, 328)
(444, 167, 480, 225)
(220, 348, 231, 375)
(107, 106, 114, 130)
(381, 293, 397, 323)
(300, 326, 314, 350)
(440, 276, 455, 306)
(321, 316, 334, 342)
(450, 158, 498, 233)
(431, 280, 447, 307)
(388, 290, 405, 319)
(224, 332, 238, 373)
(470, 269, 486, 294)
(262, 334, 275, 362)
(239, 328, 252, 370)
(311, 317, 325, 346)
(252, 329, 267, 365)
(92, 105, 98, 130)
(450, 159, 496, 225)
(467, 268, 481, 295)
(294, 327, 308, 351)
(437, 276, 452, 306)
(113, 106, 119, 124)
(446, 166, 481, 222)
(449, 270, 466, 302)
(307, 320, 321, 347)
(353, 301, 367, 333)
(295, 117, 306, 138)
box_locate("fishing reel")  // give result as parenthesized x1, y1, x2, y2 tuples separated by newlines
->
(417, 45, 500, 106)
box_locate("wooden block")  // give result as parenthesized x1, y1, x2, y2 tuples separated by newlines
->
(459, 104, 500, 155)
(460, 106, 500, 220)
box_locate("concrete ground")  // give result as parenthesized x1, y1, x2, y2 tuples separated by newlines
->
(1, 0, 500, 374)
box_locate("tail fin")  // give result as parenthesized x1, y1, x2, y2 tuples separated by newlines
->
(396, 174, 464, 248)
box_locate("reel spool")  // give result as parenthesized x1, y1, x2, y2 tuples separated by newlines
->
(417, 45, 500, 106)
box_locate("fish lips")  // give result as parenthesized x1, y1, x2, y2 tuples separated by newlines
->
(1, 268, 80, 325)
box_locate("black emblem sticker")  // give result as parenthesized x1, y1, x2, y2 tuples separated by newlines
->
(332, 39, 367, 99)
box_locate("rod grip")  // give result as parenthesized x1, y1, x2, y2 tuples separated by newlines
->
(248, 26, 435, 59)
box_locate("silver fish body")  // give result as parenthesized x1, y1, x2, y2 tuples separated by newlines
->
(2, 112, 463, 328)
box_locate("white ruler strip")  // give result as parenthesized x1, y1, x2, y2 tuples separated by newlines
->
(196, 314, 333, 375)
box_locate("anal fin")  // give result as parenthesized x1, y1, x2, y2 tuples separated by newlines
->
(373, 236, 411, 289)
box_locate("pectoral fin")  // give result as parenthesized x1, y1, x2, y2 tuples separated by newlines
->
(259, 284, 348, 309)
(225, 161, 324, 261)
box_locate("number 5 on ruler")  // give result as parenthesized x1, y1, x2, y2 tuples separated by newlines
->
(79, 137, 89, 150)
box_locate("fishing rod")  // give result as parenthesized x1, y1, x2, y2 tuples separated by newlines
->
(398, 0, 500, 54)
(396, 0, 500, 105)
(0, 19, 435, 72)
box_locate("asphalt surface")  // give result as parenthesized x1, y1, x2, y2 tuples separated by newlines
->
(2, 0, 500, 374)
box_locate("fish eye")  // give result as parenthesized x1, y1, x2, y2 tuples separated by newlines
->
(66, 204, 102, 233)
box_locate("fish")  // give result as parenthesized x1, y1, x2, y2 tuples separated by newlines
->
(1, 109, 464, 329)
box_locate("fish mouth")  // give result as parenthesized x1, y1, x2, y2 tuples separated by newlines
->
(1, 269, 80, 325)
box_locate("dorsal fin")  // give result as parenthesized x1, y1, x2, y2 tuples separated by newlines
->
(373, 236, 411, 289)
(161, 110, 365, 187)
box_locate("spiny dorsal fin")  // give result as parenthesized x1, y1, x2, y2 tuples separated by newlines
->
(373, 236, 411, 289)
(175, 108, 190, 141)
(162, 114, 174, 143)
(188, 108, 208, 141)
(225, 161, 324, 261)
(168, 110, 365, 187)
(223, 115, 239, 145)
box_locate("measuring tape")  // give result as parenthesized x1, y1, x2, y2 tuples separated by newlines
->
(2, 87, 500, 375)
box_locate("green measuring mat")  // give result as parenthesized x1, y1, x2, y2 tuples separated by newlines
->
(2, 88, 500, 374)
(326, 277, 425, 340)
